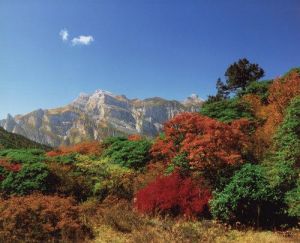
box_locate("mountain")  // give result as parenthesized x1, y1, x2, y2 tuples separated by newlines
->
(0, 126, 50, 150)
(0, 90, 204, 147)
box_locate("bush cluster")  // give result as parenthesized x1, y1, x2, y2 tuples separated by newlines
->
(0, 62, 299, 242)
(0, 194, 92, 242)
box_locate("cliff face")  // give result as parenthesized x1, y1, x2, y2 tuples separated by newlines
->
(0, 90, 204, 147)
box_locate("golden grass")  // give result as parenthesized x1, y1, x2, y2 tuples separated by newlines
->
(91, 218, 300, 243)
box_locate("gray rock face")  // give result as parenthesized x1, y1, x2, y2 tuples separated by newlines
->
(0, 90, 204, 147)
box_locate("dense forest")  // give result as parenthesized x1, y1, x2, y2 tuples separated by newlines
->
(0, 59, 299, 242)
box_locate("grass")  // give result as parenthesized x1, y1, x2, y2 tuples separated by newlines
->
(82, 198, 300, 243)
(91, 219, 299, 243)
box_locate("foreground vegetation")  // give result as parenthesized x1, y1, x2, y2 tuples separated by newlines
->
(0, 59, 299, 242)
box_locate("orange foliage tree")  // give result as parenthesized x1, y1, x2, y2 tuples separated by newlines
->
(151, 113, 249, 176)
(242, 71, 300, 159)
(268, 71, 300, 125)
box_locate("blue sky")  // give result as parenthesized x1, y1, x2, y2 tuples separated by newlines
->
(1, 0, 299, 119)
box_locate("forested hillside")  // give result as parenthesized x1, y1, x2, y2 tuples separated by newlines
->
(0, 127, 50, 150)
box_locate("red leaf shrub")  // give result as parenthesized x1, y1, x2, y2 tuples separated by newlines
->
(0, 194, 93, 242)
(134, 173, 211, 218)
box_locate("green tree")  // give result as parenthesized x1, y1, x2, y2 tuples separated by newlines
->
(207, 78, 230, 103)
(224, 58, 265, 92)
(266, 96, 300, 217)
(210, 163, 275, 227)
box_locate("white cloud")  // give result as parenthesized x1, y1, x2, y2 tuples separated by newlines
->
(59, 29, 69, 41)
(71, 35, 94, 46)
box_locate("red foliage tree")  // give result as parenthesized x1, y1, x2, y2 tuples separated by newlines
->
(151, 113, 249, 171)
(135, 172, 211, 218)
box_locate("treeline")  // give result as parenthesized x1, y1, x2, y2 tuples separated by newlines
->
(0, 60, 299, 242)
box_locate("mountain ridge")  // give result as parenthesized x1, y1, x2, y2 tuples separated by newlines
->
(0, 90, 204, 147)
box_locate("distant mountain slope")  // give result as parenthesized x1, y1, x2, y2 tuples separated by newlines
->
(0, 127, 50, 150)
(0, 90, 204, 147)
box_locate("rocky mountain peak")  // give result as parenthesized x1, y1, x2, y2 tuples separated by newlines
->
(0, 90, 204, 147)
(182, 93, 204, 105)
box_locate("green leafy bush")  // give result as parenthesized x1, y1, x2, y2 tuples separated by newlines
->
(48, 154, 136, 201)
(266, 96, 300, 217)
(210, 164, 276, 226)
(0, 149, 45, 164)
(1, 162, 50, 195)
(200, 98, 254, 123)
(237, 80, 272, 103)
(102, 136, 152, 169)
(75, 156, 136, 200)
(47, 152, 79, 164)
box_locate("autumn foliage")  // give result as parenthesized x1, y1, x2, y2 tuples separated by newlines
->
(0, 61, 299, 238)
(151, 113, 249, 171)
(0, 194, 92, 242)
(268, 72, 300, 123)
(46, 141, 102, 157)
(242, 71, 300, 159)
(128, 134, 143, 141)
(135, 172, 211, 218)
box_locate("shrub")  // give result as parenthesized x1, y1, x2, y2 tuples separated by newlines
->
(135, 172, 211, 218)
(89, 161, 135, 200)
(48, 155, 136, 201)
(128, 134, 143, 141)
(210, 164, 277, 227)
(46, 141, 102, 157)
(47, 162, 93, 201)
(200, 98, 254, 123)
(48, 152, 78, 164)
(102, 136, 152, 169)
(1, 162, 50, 195)
(0, 149, 45, 164)
(0, 194, 92, 242)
